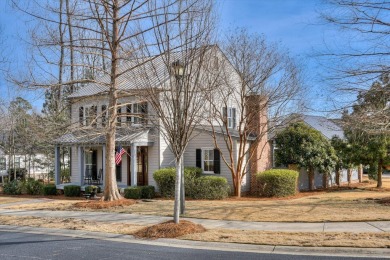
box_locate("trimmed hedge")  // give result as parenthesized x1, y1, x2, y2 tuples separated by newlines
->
(153, 167, 229, 200)
(124, 186, 155, 199)
(24, 178, 44, 195)
(43, 184, 57, 196)
(257, 169, 298, 197)
(141, 185, 155, 199)
(64, 185, 81, 197)
(153, 168, 176, 198)
(124, 187, 142, 199)
(192, 176, 229, 199)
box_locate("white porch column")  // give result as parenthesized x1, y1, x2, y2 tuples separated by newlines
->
(131, 144, 137, 186)
(54, 145, 61, 185)
(102, 144, 106, 188)
(78, 146, 84, 185)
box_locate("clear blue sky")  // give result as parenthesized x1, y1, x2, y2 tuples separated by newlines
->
(0, 0, 340, 114)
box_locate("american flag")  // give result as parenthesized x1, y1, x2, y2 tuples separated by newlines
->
(115, 146, 126, 165)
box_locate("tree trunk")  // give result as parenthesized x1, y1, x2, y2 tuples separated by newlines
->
(335, 166, 340, 186)
(103, 0, 121, 201)
(308, 167, 315, 191)
(358, 164, 363, 183)
(65, 0, 74, 93)
(174, 157, 182, 224)
(347, 168, 352, 185)
(322, 173, 328, 189)
(377, 159, 383, 188)
(180, 155, 185, 215)
(234, 175, 242, 197)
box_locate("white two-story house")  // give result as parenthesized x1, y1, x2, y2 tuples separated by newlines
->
(54, 45, 270, 193)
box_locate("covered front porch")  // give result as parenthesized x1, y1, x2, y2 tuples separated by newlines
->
(54, 128, 155, 189)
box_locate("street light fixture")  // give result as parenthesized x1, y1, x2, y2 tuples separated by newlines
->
(172, 60, 184, 79)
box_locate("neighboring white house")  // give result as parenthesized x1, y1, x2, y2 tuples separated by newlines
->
(54, 46, 270, 193)
(0, 147, 52, 180)
(271, 114, 360, 190)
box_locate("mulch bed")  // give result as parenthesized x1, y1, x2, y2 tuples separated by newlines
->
(377, 197, 390, 206)
(73, 199, 136, 209)
(134, 220, 206, 239)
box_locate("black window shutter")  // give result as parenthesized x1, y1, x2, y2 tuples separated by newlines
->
(223, 107, 227, 126)
(232, 108, 236, 129)
(196, 149, 202, 168)
(214, 149, 220, 174)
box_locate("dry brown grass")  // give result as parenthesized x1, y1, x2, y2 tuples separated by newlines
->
(134, 220, 206, 239)
(0, 215, 389, 248)
(181, 229, 390, 248)
(74, 199, 136, 209)
(2, 177, 390, 223)
(0, 197, 30, 205)
(0, 215, 144, 234)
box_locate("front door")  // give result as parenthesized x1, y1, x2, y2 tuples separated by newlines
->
(127, 146, 148, 186)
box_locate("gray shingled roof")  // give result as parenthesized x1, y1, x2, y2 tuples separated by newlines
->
(301, 115, 344, 140)
(199, 126, 257, 141)
(54, 127, 155, 145)
(68, 47, 212, 99)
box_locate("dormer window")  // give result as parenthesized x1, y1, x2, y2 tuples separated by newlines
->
(126, 102, 148, 125)
(85, 105, 97, 128)
(79, 106, 84, 127)
(101, 105, 107, 127)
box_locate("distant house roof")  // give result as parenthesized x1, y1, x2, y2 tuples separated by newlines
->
(269, 114, 345, 141)
(68, 46, 216, 99)
(300, 115, 344, 140)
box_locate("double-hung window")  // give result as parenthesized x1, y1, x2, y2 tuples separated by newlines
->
(0, 157, 6, 171)
(202, 148, 214, 173)
(15, 157, 20, 169)
(223, 107, 236, 129)
(196, 148, 220, 174)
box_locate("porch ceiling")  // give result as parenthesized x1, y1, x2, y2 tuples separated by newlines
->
(54, 127, 155, 146)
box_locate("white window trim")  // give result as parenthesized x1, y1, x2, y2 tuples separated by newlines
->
(201, 148, 214, 174)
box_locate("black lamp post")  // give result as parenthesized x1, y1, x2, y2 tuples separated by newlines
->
(172, 60, 184, 79)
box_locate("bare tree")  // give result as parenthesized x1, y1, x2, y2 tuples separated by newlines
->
(132, 0, 216, 222)
(320, 0, 390, 134)
(207, 29, 303, 197)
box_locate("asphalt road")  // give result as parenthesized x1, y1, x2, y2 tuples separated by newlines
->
(0, 231, 382, 260)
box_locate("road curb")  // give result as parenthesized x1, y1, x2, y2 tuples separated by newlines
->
(0, 225, 389, 258)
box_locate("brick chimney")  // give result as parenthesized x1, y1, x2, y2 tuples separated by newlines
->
(246, 94, 271, 195)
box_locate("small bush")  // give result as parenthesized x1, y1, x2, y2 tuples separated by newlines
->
(124, 186, 155, 199)
(257, 169, 298, 197)
(141, 185, 155, 199)
(192, 176, 230, 199)
(124, 187, 142, 199)
(24, 178, 44, 195)
(64, 185, 81, 197)
(43, 184, 57, 196)
(3, 180, 23, 195)
(153, 168, 176, 198)
(84, 185, 98, 194)
(153, 167, 228, 200)
(153, 167, 203, 198)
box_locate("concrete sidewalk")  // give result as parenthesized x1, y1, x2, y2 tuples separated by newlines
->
(0, 208, 389, 233)
(0, 224, 389, 258)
